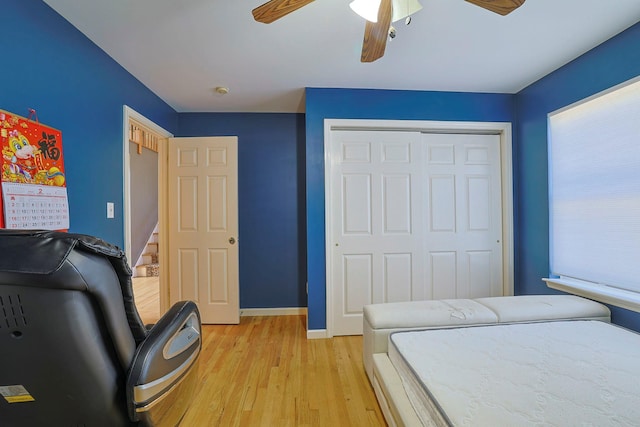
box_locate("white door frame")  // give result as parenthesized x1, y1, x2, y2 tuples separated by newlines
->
(122, 105, 173, 313)
(324, 118, 514, 338)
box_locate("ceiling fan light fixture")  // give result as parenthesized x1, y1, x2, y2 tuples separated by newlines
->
(390, 0, 422, 23)
(349, 0, 382, 23)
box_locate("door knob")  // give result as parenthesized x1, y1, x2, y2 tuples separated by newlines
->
(228, 237, 236, 245)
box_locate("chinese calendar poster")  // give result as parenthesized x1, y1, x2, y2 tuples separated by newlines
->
(1, 109, 69, 230)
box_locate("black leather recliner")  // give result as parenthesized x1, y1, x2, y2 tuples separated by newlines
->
(0, 230, 201, 427)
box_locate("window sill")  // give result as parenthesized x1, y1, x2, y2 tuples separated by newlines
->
(544, 278, 640, 313)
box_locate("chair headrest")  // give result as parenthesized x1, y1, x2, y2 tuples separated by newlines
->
(0, 229, 128, 275)
(0, 229, 147, 344)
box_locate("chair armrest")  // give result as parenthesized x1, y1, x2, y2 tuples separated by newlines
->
(126, 300, 201, 423)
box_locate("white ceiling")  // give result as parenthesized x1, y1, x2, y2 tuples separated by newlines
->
(42, 0, 640, 113)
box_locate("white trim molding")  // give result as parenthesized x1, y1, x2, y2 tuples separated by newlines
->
(240, 307, 307, 317)
(544, 278, 640, 313)
(307, 329, 328, 340)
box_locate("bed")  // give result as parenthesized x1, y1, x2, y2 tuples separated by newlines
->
(363, 295, 640, 426)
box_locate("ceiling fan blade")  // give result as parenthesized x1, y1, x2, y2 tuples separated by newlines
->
(464, 0, 525, 16)
(360, 0, 392, 63)
(252, 0, 315, 24)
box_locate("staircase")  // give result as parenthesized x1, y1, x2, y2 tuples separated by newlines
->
(134, 227, 159, 277)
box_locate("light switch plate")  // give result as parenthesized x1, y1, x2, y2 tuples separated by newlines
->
(107, 202, 115, 219)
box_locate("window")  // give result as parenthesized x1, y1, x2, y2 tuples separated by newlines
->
(545, 77, 640, 312)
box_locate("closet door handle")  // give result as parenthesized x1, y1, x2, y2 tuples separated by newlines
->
(228, 237, 236, 245)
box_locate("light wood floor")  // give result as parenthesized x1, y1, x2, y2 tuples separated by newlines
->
(132, 277, 387, 426)
(132, 276, 161, 324)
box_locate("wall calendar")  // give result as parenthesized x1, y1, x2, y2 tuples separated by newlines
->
(1, 182, 69, 230)
(0, 109, 68, 230)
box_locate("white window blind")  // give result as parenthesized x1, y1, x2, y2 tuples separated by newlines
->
(546, 77, 640, 309)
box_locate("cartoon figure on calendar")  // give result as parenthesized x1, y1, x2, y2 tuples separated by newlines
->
(2, 130, 37, 182)
(2, 130, 65, 186)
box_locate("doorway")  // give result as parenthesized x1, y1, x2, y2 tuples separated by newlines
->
(123, 106, 173, 319)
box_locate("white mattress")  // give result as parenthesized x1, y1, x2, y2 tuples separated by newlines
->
(388, 320, 640, 426)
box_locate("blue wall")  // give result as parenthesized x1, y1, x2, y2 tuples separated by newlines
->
(10, 1, 640, 324)
(6, 1, 306, 312)
(514, 22, 640, 331)
(304, 88, 515, 330)
(3, 0, 177, 248)
(177, 113, 307, 309)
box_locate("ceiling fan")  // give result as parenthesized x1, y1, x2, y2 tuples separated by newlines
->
(252, 0, 525, 63)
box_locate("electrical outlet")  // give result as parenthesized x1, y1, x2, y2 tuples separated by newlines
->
(106, 202, 115, 219)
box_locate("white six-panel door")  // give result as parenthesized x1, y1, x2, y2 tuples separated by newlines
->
(167, 136, 239, 324)
(422, 133, 503, 300)
(329, 130, 503, 335)
(330, 131, 425, 335)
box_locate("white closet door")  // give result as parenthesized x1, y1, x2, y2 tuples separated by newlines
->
(330, 131, 425, 336)
(422, 133, 503, 301)
(329, 131, 503, 336)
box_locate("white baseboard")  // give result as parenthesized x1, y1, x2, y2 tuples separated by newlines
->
(307, 329, 328, 339)
(240, 307, 307, 317)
